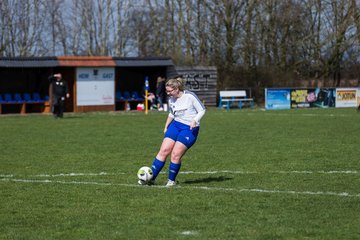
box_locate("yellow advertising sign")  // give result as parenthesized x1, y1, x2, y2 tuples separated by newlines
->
(337, 90, 356, 101)
(336, 88, 357, 108)
(291, 90, 307, 103)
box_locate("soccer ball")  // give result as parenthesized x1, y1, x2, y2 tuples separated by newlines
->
(137, 166, 153, 182)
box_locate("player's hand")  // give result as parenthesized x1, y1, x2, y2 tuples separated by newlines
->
(190, 120, 197, 130)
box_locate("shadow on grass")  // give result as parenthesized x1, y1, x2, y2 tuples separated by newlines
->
(183, 176, 233, 184)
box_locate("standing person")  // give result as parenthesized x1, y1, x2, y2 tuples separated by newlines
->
(139, 78, 206, 187)
(48, 73, 70, 118)
(156, 76, 166, 111)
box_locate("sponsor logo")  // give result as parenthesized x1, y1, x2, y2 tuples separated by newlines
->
(79, 73, 89, 79)
(102, 73, 113, 79)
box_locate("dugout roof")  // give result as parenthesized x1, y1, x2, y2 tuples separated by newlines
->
(0, 56, 174, 68)
(113, 57, 173, 67)
(0, 57, 59, 68)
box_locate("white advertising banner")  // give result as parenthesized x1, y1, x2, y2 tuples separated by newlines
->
(76, 67, 115, 106)
(335, 88, 358, 108)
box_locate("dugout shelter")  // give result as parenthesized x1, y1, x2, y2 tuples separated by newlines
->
(0, 56, 217, 114)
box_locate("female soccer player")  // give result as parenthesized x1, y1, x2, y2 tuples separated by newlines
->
(141, 78, 206, 187)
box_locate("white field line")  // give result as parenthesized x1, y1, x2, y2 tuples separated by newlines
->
(1, 177, 360, 198)
(0, 170, 358, 179)
(180, 170, 358, 174)
(0, 174, 14, 178)
(32, 172, 124, 177)
(179, 231, 198, 236)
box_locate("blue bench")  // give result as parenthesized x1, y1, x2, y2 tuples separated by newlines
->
(115, 91, 144, 111)
(0, 93, 49, 114)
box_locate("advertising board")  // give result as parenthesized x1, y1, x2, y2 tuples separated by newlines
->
(76, 68, 115, 106)
(335, 88, 358, 108)
(265, 89, 291, 110)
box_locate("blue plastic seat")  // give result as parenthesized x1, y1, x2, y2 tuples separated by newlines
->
(116, 91, 124, 100)
(0, 94, 3, 103)
(14, 93, 23, 102)
(23, 93, 32, 102)
(4, 93, 13, 102)
(32, 93, 42, 102)
(123, 91, 131, 99)
(131, 91, 144, 100)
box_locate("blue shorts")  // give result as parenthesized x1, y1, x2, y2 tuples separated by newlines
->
(164, 121, 200, 149)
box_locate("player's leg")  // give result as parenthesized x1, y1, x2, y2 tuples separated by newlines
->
(166, 127, 200, 186)
(150, 137, 175, 182)
(52, 97, 58, 117)
(166, 141, 188, 186)
(58, 99, 64, 118)
(52, 104, 57, 116)
(150, 121, 179, 182)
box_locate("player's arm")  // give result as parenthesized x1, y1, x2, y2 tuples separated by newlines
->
(190, 96, 206, 129)
(164, 114, 174, 134)
(48, 74, 56, 82)
(64, 81, 70, 98)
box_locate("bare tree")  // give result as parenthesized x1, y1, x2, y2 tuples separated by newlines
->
(112, 0, 128, 56)
(195, 0, 210, 65)
(1, 0, 360, 89)
(67, 0, 84, 55)
(0, 0, 11, 56)
(314, 0, 358, 85)
(0, 0, 46, 56)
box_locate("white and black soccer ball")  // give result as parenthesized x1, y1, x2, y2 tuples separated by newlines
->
(137, 166, 153, 183)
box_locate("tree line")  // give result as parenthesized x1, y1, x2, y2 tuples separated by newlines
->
(1, 0, 359, 93)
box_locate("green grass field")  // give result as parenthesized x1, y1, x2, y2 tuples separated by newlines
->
(1, 108, 359, 239)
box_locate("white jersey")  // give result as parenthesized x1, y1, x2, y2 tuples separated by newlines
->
(168, 90, 206, 126)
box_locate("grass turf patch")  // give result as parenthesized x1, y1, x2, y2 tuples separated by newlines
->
(1, 108, 359, 239)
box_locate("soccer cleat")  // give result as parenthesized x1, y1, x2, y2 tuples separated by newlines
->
(165, 180, 176, 187)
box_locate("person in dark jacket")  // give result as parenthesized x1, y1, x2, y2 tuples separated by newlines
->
(156, 76, 166, 111)
(48, 73, 70, 118)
